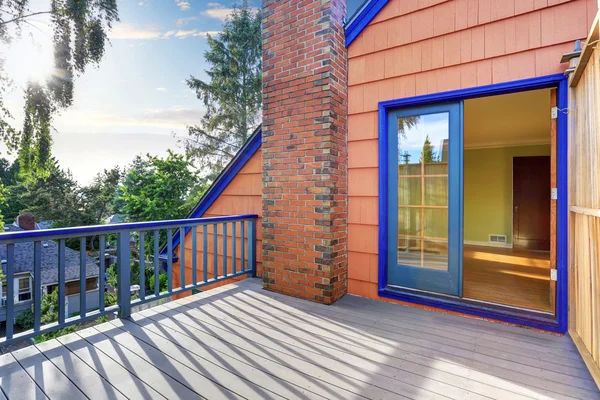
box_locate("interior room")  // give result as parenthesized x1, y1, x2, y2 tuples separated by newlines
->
(462, 89, 553, 313)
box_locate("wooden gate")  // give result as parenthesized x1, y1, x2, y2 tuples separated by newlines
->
(568, 11, 600, 388)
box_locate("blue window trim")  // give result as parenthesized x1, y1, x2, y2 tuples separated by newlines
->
(378, 74, 569, 333)
(345, 0, 389, 47)
(159, 126, 262, 261)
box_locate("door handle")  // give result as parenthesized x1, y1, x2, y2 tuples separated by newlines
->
(514, 205, 518, 212)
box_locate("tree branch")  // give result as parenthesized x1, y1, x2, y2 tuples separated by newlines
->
(0, 11, 52, 27)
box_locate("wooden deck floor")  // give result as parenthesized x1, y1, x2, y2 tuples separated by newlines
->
(1, 278, 598, 400)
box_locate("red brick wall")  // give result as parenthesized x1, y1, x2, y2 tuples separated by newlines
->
(261, 0, 349, 304)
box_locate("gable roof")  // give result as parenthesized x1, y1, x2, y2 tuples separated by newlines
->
(345, 0, 389, 47)
(1, 225, 99, 286)
(162, 125, 262, 256)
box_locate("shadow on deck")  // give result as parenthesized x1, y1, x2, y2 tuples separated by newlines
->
(0, 278, 598, 400)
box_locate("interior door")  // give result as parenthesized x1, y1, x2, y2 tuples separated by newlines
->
(513, 156, 551, 251)
(387, 103, 463, 296)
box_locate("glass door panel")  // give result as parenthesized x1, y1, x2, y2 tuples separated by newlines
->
(388, 103, 462, 296)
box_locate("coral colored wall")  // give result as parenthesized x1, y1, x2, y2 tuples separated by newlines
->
(346, 0, 597, 300)
(172, 150, 263, 299)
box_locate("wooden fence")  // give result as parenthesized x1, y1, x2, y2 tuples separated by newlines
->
(568, 11, 600, 387)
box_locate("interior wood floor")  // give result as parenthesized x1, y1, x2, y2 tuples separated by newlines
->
(463, 245, 553, 313)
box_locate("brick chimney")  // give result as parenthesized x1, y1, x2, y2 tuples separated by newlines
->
(17, 212, 36, 231)
(262, 0, 348, 304)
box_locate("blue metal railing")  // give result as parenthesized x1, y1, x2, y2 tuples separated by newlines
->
(0, 214, 258, 346)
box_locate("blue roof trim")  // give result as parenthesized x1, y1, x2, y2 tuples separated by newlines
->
(161, 125, 262, 258)
(345, 0, 389, 47)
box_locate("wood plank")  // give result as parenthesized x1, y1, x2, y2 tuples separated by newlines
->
(10, 345, 87, 400)
(178, 285, 588, 375)
(150, 301, 594, 400)
(75, 327, 204, 400)
(207, 280, 581, 356)
(167, 295, 599, 397)
(226, 279, 575, 344)
(102, 320, 308, 400)
(56, 331, 165, 400)
(570, 205, 600, 217)
(134, 307, 517, 400)
(90, 324, 248, 400)
(0, 353, 48, 400)
(571, 329, 600, 390)
(34, 339, 127, 400)
(114, 318, 376, 400)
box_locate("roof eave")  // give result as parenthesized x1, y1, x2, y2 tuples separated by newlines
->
(345, 0, 389, 47)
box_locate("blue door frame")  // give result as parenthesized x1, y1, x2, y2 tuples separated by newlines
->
(377, 74, 569, 333)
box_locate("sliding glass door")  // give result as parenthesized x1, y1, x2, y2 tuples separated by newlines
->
(387, 103, 463, 296)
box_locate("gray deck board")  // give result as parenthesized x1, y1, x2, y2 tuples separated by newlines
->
(34, 339, 127, 400)
(0, 353, 48, 400)
(157, 294, 596, 400)
(10, 344, 87, 400)
(168, 285, 588, 375)
(1, 278, 598, 400)
(56, 330, 166, 400)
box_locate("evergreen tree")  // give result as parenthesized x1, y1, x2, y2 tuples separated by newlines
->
(421, 135, 436, 163)
(183, 0, 261, 178)
(1, 0, 119, 178)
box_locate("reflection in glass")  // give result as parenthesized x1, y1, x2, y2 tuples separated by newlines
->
(397, 113, 449, 271)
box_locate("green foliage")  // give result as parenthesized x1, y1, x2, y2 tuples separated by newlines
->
(0, 182, 6, 232)
(0, 0, 119, 177)
(104, 291, 117, 307)
(420, 135, 437, 163)
(1, 159, 121, 244)
(118, 151, 199, 222)
(15, 307, 35, 330)
(106, 263, 118, 289)
(107, 261, 168, 296)
(184, 0, 261, 178)
(80, 167, 122, 225)
(148, 272, 168, 293)
(14, 288, 79, 342)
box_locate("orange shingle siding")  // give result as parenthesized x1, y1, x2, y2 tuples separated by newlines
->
(172, 150, 263, 299)
(346, 0, 596, 301)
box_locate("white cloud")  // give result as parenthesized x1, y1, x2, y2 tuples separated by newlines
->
(55, 107, 204, 133)
(156, 87, 168, 92)
(202, 3, 258, 22)
(108, 23, 162, 40)
(109, 24, 216, 41)
(174, 29, 197, 38)
(175, 1, 191, 11)
(138, 1, 145, 6)
(171, 29, 220, 39)
(176, 16, 198, 26)
(202, 5, 234, 22)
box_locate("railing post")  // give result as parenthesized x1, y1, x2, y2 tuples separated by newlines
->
(117, 231, 131, 318)
(249, 219, 257, 277)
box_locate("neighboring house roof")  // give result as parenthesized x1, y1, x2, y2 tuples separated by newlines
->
(0, 224, 99, 287)
(36, 220, 54, 230)
(162, 125, 262, 257)
(345, 0, 389, 46)
(105, 214, 125, 225)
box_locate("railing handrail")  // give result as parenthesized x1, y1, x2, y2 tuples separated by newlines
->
(0, 214, 259, 347)
(0, 214, 259, 243)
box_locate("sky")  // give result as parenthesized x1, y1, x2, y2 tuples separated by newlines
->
(397, 113, 449, 164)
(1, 0, 257, 183)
